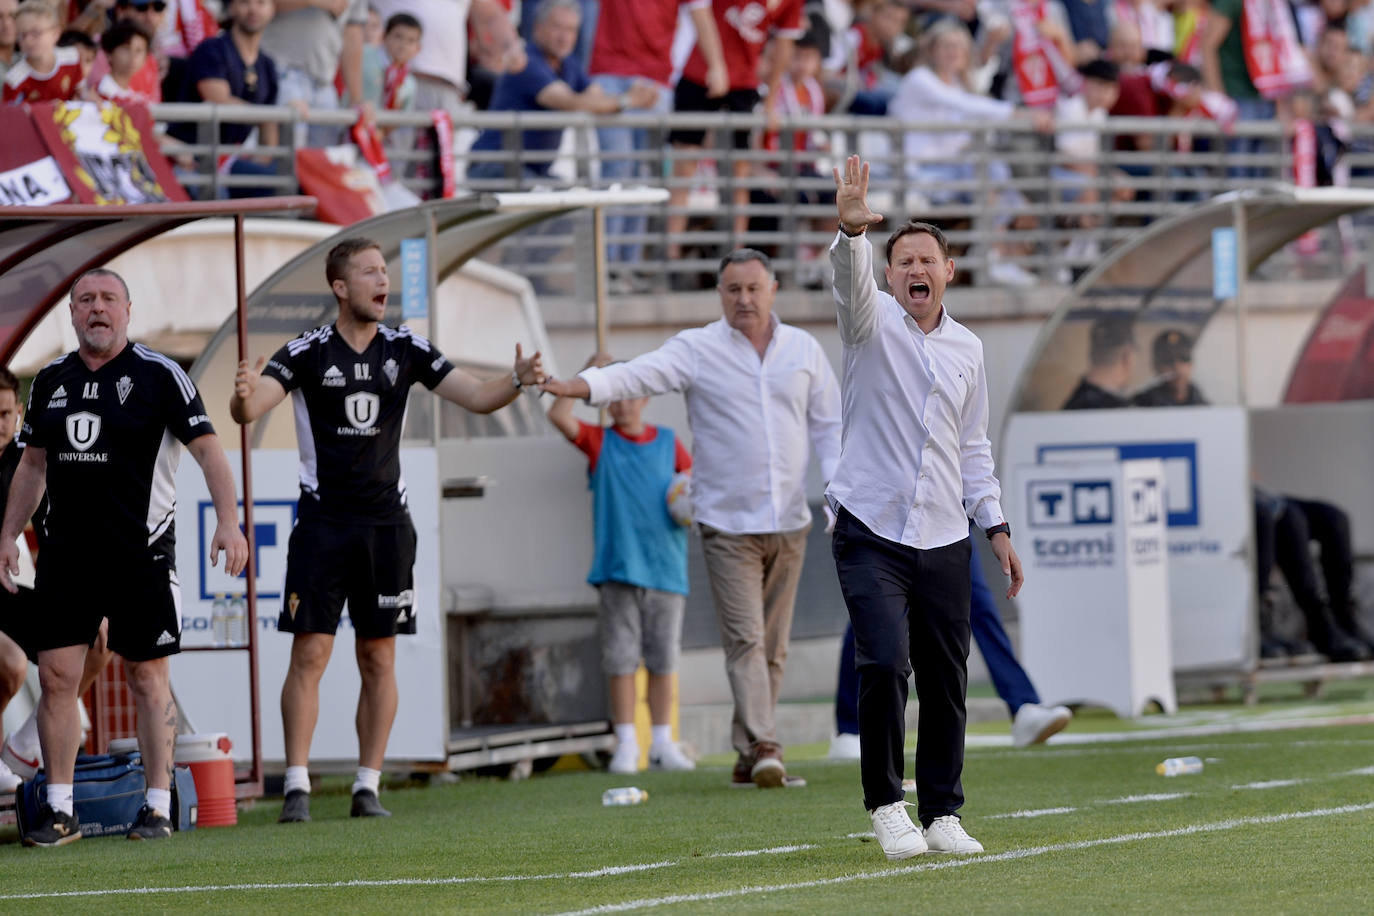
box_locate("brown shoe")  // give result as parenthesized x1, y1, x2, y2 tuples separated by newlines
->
(730, 753, 754, 788)
(751, 741, 786, 788)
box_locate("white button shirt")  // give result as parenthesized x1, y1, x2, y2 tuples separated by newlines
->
(580, 316, 842, 536)
(826, 230, 1006, 548)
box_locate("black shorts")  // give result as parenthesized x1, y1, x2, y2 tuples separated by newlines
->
(279, 517, 418, 638)
(669, 78, 760, 149)
(32, 548, 181, 662)
(0, 585, 40, 663)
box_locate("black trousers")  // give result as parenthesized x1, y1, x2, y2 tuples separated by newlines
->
(831, 506, 972, 825)
(1255, 496, 1355, 625)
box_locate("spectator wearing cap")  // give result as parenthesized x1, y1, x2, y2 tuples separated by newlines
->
(1132, 329, 1207, 406)
(1062, 315, 1137, 409)
(168, 0, 280, 197)
(467, 0, 659, 182)
(260, 0, 369, 147)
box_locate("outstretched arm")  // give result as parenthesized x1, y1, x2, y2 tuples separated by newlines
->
(547, 352, 612, 440)
(830, 155, 886, 346)
(434, 343, 545, 414)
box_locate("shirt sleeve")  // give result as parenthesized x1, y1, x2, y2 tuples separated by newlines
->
(958, 350, 1005, 530)
(829, 229, 883, 347)
(775, 0, 806, 38)
(187, 38, 226, 87)
(262, 340, 304, 393)
(806, 338, 842, 484)
(18, 370, 50, 449)
(406, 331, 455, 390)
(673, 436, 692, 472)
(158, 361, 217, 444)
(580, 332, 698, 406)
(571, 421, 603, 471)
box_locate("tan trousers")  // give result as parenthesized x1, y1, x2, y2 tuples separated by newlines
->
(699, 524, 811, 758)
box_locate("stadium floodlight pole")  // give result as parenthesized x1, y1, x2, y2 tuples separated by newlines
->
(234, 211, 264, 796)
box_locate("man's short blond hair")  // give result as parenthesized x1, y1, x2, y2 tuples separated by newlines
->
(15, 0, 58, 24)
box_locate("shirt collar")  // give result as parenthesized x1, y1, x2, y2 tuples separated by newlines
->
(902, 303, 949, 338)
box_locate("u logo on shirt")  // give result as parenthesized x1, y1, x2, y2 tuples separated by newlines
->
(66, 411, 101, 451)
(344, 392, 380, 431)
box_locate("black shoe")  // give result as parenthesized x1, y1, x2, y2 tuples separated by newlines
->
(127, 805, 172, 840)
(23, 804, 81, 847)
(278, 789, 311, 823)
(1259, 634, 1288, 660)
(350, 789, 391, 818)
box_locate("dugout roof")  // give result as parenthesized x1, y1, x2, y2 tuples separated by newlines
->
(0, 199, 315, 368)
(1008, 186, 1374, 415)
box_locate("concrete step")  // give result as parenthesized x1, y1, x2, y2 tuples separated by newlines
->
(679, 697, 1010, 758)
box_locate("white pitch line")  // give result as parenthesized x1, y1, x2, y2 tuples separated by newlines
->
(987, 807, 1079, 819)
(0, 842, 816, 902)
(1232, 779, 1305, 790)
(1100, 793, 1192, 804)
(1345, 765, 1374, 776)
(550, 802, 1374, 916)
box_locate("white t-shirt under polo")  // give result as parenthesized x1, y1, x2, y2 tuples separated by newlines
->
(826, 229, 1006, 549)
(580, 316, 842, 536)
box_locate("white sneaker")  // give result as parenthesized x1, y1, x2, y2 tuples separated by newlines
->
(0, 758, 20, 792)
(870, 801, 927, 861)
(923, 815, 984, 853)
(828, 733, 861, 760)
(986, 259, 1039, 287)
(1, 739, 39, 781)
(607, 742, 640, 775)
(1011, 703, 1073, 748)
(648, 741, 695, 771)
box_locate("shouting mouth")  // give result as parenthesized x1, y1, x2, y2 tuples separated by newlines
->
(908, 282, 931, 301)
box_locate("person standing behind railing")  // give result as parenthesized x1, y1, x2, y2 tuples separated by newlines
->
(0, 0, 23, 83)
(589, 0, 727, 291)
(167, 0, 281, 197)
(467, 0, 658, 181)
(260, 0, 368, 147)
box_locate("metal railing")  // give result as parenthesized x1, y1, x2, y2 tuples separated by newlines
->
(151, 103, 1374, 290)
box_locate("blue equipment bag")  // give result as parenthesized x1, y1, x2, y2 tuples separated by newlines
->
(16, 752, 199, 839)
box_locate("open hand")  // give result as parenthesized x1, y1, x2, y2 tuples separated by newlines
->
(514, 343, 546, 387)
(832, 155, 884, 234)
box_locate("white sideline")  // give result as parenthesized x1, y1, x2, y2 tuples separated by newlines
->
(0, 846, 809, 902)
(551, 801, 1374, 916)
(987, 806, 1079, 819)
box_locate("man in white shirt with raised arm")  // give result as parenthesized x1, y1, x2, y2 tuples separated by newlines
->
(827, 155, 1024, 861)
(542, 249, 842, 790)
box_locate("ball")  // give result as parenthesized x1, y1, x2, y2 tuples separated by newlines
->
(665, 471, 693, 527)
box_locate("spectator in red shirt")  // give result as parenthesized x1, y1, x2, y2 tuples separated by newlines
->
(56, 27, 96, 78)
(85, 0, 167, 102)
(1106, 19, 1160, 166)
(4, 1, 84, 103)
(590, 0, 727, 287)
(665, 0, 808, 266)
(92, 17, 152, 102)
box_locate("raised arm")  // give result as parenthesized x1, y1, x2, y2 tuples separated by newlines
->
(0, 446, 46, 594)
(230, 356, 290, 424)
(829, 155, 885, 346)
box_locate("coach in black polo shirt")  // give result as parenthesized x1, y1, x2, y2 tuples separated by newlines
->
(1, 268, 248, 846)
(826, 156, 1025, 863)
(230, 237, 545, 823)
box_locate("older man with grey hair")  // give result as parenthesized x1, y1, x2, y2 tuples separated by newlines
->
(543, 249, 842, 789)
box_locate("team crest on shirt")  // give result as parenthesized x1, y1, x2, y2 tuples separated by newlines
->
(322, 365, 346, 387)
(343, 392, 380, 432)
(383, 358, 399, 386)
(116, 376, 133, 404)
(65, 411, 101, 451)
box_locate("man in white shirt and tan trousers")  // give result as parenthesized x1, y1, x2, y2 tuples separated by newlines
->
(542, 249, 842, 789)
(828, 155, 1024, 861)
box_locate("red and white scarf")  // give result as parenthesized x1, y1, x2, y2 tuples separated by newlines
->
(1292, 118, 1319, 254)
(382, 62, 409, 111)
(1241, 0, 1312, 99)
(1011, 0, 1080, 107)
(1148, 60, 1239, 130)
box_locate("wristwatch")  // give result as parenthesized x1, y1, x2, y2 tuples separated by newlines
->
(985, 522, 1011, 540)
(839, 221, 866, 237)
(511, 370, 523, 390)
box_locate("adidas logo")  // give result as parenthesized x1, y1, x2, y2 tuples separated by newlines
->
(155, 630, 175, 646)
(322, 365, 346, 387)
(52, 385, 67, 398)
(48, 385, 68, 407)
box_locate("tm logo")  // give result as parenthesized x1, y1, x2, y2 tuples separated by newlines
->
(1028, 480, 1113, 526)
(1038, 441, 1199, 528)
(1128, 477, 1163, 526)
(199, 499, 297, 600)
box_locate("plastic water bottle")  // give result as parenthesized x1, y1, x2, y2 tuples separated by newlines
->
(211, 594, 229, 647)
(601, 787, 648, 806)
(227, 595, 247, 647)
(1156, 756, 1204, 777)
